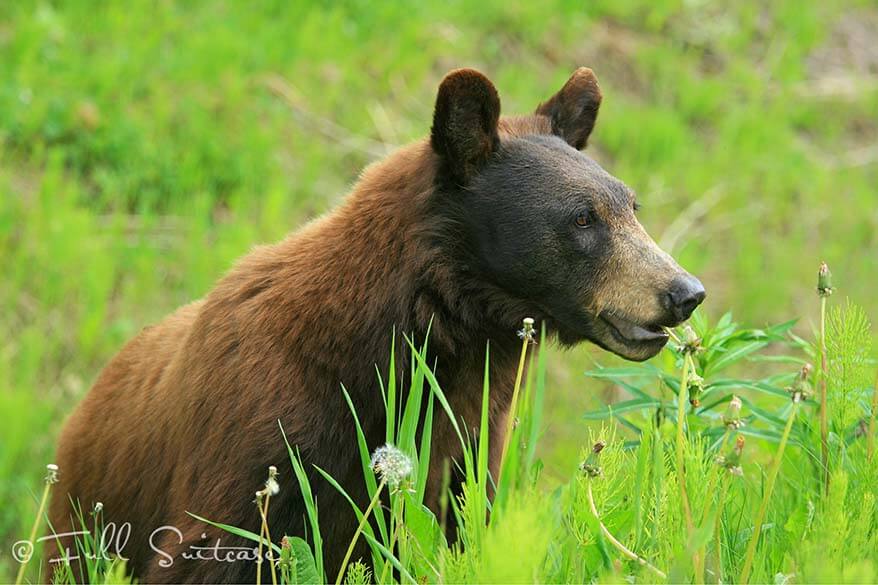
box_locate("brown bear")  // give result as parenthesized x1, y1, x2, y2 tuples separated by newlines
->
(48, 67, 704, 583)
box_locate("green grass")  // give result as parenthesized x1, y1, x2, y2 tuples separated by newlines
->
(1, 0, 877, 581)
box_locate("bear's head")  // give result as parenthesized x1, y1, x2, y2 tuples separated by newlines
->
(430, 68, 705, 361)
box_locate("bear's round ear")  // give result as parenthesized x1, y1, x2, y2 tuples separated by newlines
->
(536, 67, 602, 150)
(430, 68, 501, 185)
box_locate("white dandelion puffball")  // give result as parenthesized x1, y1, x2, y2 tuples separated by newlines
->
(370, 444, 413, 488)
(265, 477, 280, 496)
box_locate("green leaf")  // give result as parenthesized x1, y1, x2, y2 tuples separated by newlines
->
(583, 397, 661, 420)
(279, 426, 325, 582)
(705, 340, 771, 375)
(339, 386, 388, 544)
(287, 536, 320, 584)
(707, 378, 790, 399)
(415, 389, 435, 504)
(404, 498, 443, 578)
(406, 334, 466, 450)
(586, 364, 666, 380)
(385, 332, 396, 443)
(185, 512, 282, 554)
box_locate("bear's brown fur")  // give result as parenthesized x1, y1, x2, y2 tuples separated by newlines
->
(49, 67, 704, 583)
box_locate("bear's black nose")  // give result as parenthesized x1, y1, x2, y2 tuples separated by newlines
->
(667, 275, 706, 322)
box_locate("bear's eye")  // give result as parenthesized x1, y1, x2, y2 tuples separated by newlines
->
(574, 211, 590, 228)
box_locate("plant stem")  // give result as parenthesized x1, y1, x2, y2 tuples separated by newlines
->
(739, 401, 800, 583)
(14, 480, 53, 585)
(699, 430, 732, 528)
(258, 492, 278, 585)
(499, 332, 532, 473)
(675, 352, 701, 580)
(587, 482, 667, 579)
(819, 295, 829, 493)
(335, 478, 387, 585)
(378, 509, 403, 585)
(713, 475, 731, 583)
(256, 498, 263, 585)
(675, 353, 695, 530)
(695, 430, 732, 583)
(868, 369, 878, 463)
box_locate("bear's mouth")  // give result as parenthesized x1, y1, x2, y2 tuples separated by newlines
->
(600, 312, 669, 344)
(596, 312, 669, 360)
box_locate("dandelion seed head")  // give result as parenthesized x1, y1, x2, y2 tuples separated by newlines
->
(264, 465, 280, 496)
(517, 317, 537, 343)
(265, 477, 280, 496)
(45, 464, 59, 484)
(371, 443, 412, 488)
(254, 465, 280, 499)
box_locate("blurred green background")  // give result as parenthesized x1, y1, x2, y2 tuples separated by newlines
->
(1, 0, 876, 577)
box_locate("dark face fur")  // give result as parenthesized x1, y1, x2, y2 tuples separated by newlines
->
(430, 68, 705, 361)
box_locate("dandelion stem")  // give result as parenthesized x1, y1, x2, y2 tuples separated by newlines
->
(255, 466, 279, 585)
(500, 320, 533, 473)
(256, 498, 263, 585)
(255, 495, 269, 585)
(335, 478, 387, 585)
(739, 401, 800, 583)
(15, 467, 56, 585)
(586, 482, 667, 579)
(258, 492, 278, 585)
(377, 509, 403, 585)
(819, 295, 829, 493)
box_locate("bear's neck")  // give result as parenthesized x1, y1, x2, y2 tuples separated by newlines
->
(250, 140, 523, 404)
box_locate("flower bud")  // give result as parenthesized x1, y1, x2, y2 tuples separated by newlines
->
(715, 435, 745, 476)
(680, 325, 703, 355)
(817, 262, 834, 297)
(579, 441, 605, 478)
(723, 395, 744, 429)
(687, 373, 705, 407)
(279, 536, 293, 571)
(786, 363, 813, 403)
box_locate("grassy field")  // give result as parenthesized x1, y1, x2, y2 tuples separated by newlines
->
(1, 0, 877, 582)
